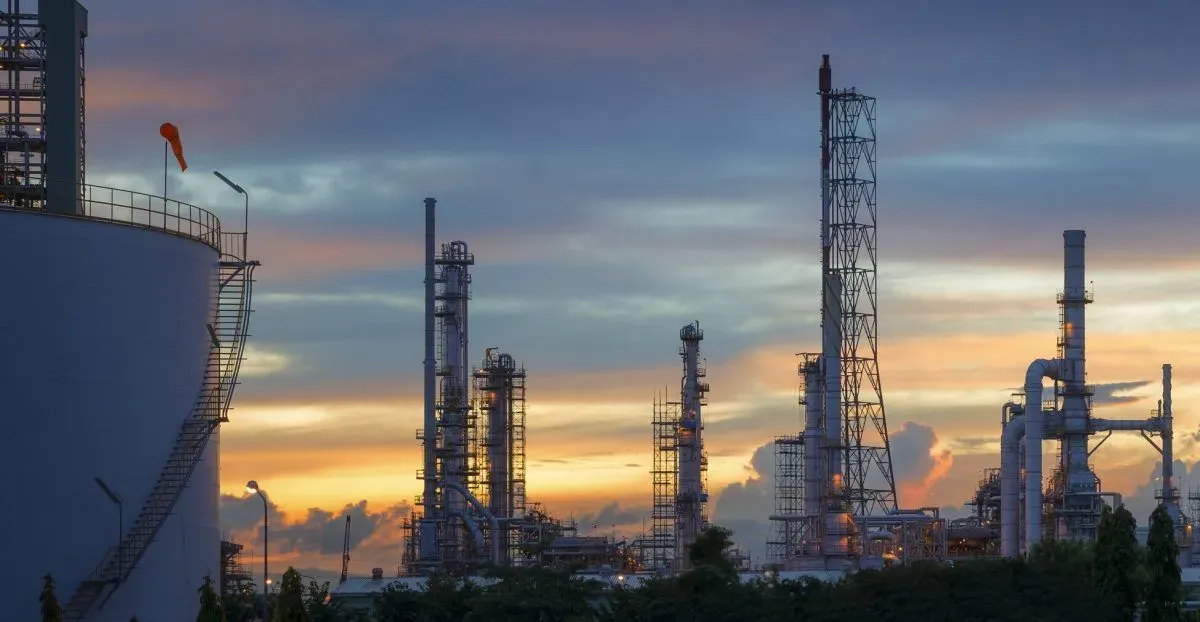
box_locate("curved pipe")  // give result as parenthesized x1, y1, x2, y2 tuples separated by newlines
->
(1001, 401, 1015, 430)
(448, 509, 487, 557)
(443, 480, 502, 565)
(1024, 358, 1062, 554)
(1000, 412, 1025, 557)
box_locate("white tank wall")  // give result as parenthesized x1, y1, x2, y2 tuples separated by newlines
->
(0, 211, 220, 621)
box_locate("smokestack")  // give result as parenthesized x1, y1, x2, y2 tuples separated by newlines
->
(420, 197, 438, 561)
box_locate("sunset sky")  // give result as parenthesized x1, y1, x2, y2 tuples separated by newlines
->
(85, 0, 1200, 582)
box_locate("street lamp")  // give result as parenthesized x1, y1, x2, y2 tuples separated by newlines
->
(246, 480, 268, 598)
(93, 477, 123, 578)
(213, 170, 249, 257)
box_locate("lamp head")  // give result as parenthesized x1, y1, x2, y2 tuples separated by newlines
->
(246, 480, 260, 494)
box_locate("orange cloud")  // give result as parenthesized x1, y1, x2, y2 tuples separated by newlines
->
(899, 447, 954, 509)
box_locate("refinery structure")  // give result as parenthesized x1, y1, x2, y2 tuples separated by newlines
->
(765, 55, 944, 571)
(946, 232, 1186, 560)
(370, 53, 1197, 580)
(7, 0, 1198, 610)
(2, 0, 259, 620)
(646, 321, 711, 571)
(400, 199, 620, 574)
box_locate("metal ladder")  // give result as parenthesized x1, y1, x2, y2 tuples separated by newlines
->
(63, 238, 258, 620)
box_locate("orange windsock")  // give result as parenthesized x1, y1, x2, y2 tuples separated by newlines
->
(159, 122, 188, 172)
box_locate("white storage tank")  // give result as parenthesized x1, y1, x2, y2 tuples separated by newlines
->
(0, 196, 227, 620)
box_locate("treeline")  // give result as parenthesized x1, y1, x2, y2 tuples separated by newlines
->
(35, 505, 1197, 622)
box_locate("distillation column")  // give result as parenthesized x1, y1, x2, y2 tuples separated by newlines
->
(474, 350, 527, 566)
(435, 241, 475, 563)
(676, 321, 708, 568)
(1057, 230, 1099, 540)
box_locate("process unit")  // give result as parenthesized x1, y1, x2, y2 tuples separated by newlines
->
(951, 230, 1186, 559)
(404, 198, 581, 575)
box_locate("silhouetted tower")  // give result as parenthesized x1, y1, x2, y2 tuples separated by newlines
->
(821, 54, 897, 516)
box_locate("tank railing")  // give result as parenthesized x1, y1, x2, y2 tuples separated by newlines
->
(219, 231, 249, 262)
(78, 183, 222, 251)
(0, 180, 225, 251)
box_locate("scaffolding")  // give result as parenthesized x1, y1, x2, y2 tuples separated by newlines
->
(769, 352, 821, 562)
(648, 394, 679, 570)
(219, 540, 254, 597)
(472, 348, 527, 565)
(768, 435, 804, 561)
(827, 86, 897, 517)
(0, 1, 44, 207)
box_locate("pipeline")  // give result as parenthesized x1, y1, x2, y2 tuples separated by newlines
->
(1000, 409, 1025, 557)
(443, 480, 502, 565)
(1024, 358, 1062, 553)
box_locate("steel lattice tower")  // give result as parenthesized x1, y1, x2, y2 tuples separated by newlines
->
(826, 74, 897, 516)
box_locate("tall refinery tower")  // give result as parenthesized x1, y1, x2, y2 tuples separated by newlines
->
(1, 1, 259, 619)
(649, 321, 710, 570)
(473, 349, 528, 565)
(770, 54, 897, 567)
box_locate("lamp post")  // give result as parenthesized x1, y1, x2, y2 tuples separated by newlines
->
(213, 170, 249, 257)
(246, 480, 268, 598)
(93, 477, 123, 578)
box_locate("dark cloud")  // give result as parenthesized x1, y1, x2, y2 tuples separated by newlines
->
(1092, 380, 1153, 406)
(711, 442, 776, 563)
(220, 492, 410, 556)
(577, 501, 650, 530)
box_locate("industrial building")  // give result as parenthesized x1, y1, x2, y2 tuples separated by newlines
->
(0, 1, 259, 619)
(949, 231, 1186, 559)
(767, 55, 945, 571)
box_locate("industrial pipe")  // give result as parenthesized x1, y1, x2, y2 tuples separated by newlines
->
(1024, 358, 1062, 553)
(1001, 401, 1016, 430)
(448, 510, 487, 559)
(443, 481, 502, 565)
(1091, 418, 1159, 432)
(1000, 411, 1025, 557)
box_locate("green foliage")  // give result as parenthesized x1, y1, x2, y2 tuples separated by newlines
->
(306, 579, 359, 622)
(273, 567, 309, 622)
(197, 574, 228, 622)
(222, 591, 259, 622)
(1145, 505, 1183, 622)
(40, 573, 62, 622)
(467, 565, 601, 621)
(1095, 504, 1143, 621)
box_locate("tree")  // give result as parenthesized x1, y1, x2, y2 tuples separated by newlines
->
(686, 525, 737, 578)
(40, 573, 62, 622)
(305, 579, 352, 622)
(197, 574, 228, 622)
(1095, 504, 1142, 621)
(1145, 504, 1183, 622)
(272, 567, 308, 622)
